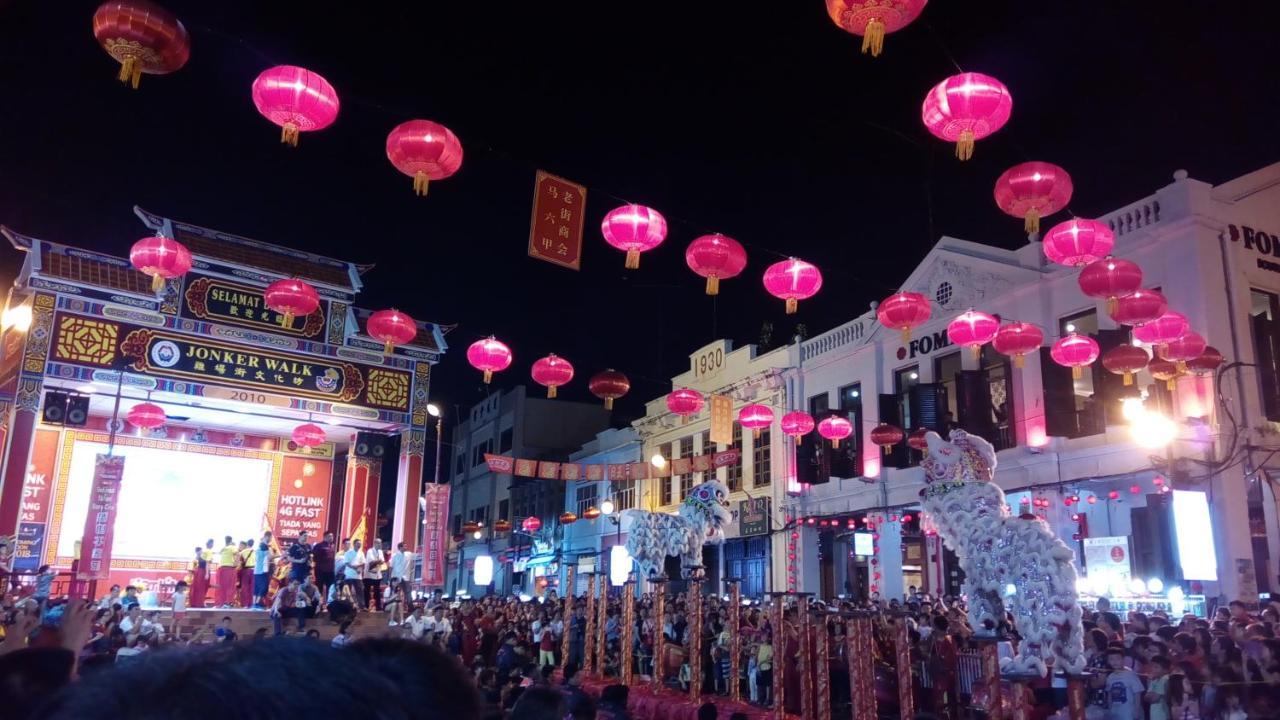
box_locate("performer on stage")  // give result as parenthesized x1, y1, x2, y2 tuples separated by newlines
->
(237, 539, 254, 608)
(189, 541, 212, 608)
(216, 536, 238, 607)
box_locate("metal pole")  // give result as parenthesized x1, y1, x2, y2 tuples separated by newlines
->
(432, 417, 443, 484)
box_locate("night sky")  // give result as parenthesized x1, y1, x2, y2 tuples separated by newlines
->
(1, 1, 1278, 424)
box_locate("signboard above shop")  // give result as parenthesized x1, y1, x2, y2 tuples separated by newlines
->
(182, 274, 329, 340)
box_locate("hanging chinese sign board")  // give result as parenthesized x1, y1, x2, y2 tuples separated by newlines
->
(77, 454, 124, 581)
(182, 274, 328, 340)
(738, 497, 770, 537)
(527, 171, 587, 270)
(709, 393, 734, 445)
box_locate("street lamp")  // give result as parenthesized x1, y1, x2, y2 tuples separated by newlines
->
(601, 499, 615, 516)
(1129, 409, 1178, 449)
(1, 304, 32, 332)
(650, 453, 667, 469)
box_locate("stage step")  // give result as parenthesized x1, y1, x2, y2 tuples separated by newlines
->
(151, 608, 392, 641)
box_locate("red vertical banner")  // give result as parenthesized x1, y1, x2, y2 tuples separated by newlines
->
(275, 457, 332, 539)
(528, 171, 587, 270)
(420, 483, 451, 587)
(77, 454, 124, 581)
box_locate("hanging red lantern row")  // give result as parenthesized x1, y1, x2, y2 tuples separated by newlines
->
(92, 0, 190, 89)
(1187, 346, 1224, 376)
(763, 258, 823, 315)
(921, 72, 1013, 161)
(466, 336, 513, 384)
(601, 204, 667, 269)
(129, 234, 192, 293)
(531, 354, 574, 398)
(126, 402, 166, 429)
(870, 423, 905, 452)
(251, 65, 340, 147)
(781, 411, 815, 445)
(738, 404, 775, 437)
(877, 291, 931, 341)
(818, 415, 853, 448)
(685, 234, 748, 296)
(588, 369, 630, 410)
(993, 162, 1073, 235)
(1109, 288, 1167, 326)
(1101, 345, 1149, 386)
(666, 388, 705, 421)
(1134, 311, 1189, 353)
(1160, 331, 1206, 373)
(824, 0, 928, 57)
(367, 309, 417, 354)
(385, 119, 464, 196)
(1080, 258, 1144, 315)
(906, 428, 929, 451)
(992, 321, 1044, 368)
(1042, 218, 1115, 268)
(263, 278, 320, 326)
(946, 309, 999, 359)
(1051, 333, 1100, 379)
(291, 422, 326, 449)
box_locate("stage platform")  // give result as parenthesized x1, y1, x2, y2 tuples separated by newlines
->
(152, 607, 391, 641)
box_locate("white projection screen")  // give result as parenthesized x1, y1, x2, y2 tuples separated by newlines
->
(57, 439, 272, 562)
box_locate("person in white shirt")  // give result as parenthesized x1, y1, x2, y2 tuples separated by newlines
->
(98, 584, 123, 610)
(342, 538, 366, 610)
(424, 605, 452, 638)
(169, 580, 189, 637)
(404, 605, 429, 639)
(389, 541, 412, 584)
(363, 538, 386, 611)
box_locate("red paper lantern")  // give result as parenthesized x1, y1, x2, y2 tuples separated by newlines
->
(601, 204, 667, 269)
(1080, 258, 1144, 315)
(1087, 495, 1098, 505)
(902, 514, 913, 522)
(1187, 346, 1224, 375)
(1134, 311, 1189, 350)
(588, 369, 630, 410)
(1108, 490, 1120, 500)
(1051, 333, 1100, 380)
(921, 72, 1013, 160)
(466, 336, 513, 384)
(666, 388, 705, 420)
(263, 278, 320, 326)
(685, 234, 748, 295)
(522, 516, 542, 533)
(1042, 218, 1114, 268)
(906, 428, 928, 451)
(877, 291, 931, 341)
(781, 411, 815, 445)
(385, 119, 463, 196)
(824, 0, 927, 57)
(559, 512, 578, 525)
(462, 521, 480, 535)
(763, 258, 823, 315)
(1159, 331, 1207, 372)
(251, 65, 340, 147)
(870, 423, 905, 450)
(582, 506, 601, 520)
(129, 235, 192, 293)
(946, 309, 999, 359)
(531, 354, 574, 398)
(126, 402, 166, 429)
(367, 309, 417, 354)
(1129, 485, 1142, 495)
(291, 422, 326, 449)
(1101, 344, 1150, 386)
(738, 403, 775, 437)
(92, 0, 190, 89)
(493, 519, 512, 533)
(1148, 357, 1181, 391)
(992, 322, 1044, 368)
(993, 162, 1073, 234)
(1152, 476, 1164, 487)
(1109, 288, 1167, 327)
(818, 415, 853, 448)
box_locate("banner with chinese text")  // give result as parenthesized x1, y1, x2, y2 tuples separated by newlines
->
(76, 454, 124, 581)
(528, 171, 586, 270)
(421, 483, 451, 587)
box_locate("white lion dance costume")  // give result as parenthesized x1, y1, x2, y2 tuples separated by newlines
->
(625, 480, 732, 579)
(920, 430, 1086, 676)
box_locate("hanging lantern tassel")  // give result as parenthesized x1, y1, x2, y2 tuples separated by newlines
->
(281, 122, 300, 147)
(831, 439, 841, 449)
(1013, 354, 1026, 369)
(150, 274, 165, 293)
(785, 298, 798, 314)
(414, 171, 430, 196)
(1107, 296, 1119, 316)
(1123, 372, 1134, 386)
(706, 276, 720, 295)
(900, 328, 912, 343)
(862, 17, 885, 57)
(752, 429, 762, 439)
(1176, 360, 1187, 373)
(1024, 208, 1041, 235)
(280, 311, 295, 327)
(547, 386, 557, 399)
(1071, 366, 1083, 380)
(956, 129, 975, 161)
(625, 250, 641, 270)
(969, 345, 982, 361)
(482, 369, 493, 384)
(794, 435, 803, 447)
(603, 397, 615, 410)
(117, 55, 142, 89)
(1166, 377, 1176, 391)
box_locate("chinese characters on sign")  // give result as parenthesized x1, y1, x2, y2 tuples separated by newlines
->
(183, 276, 327, 339)
(77, 454, 124, 581)
(738, 497, 771, 537)
(528, 171, 587, 270)
(420, 484, 451, 587)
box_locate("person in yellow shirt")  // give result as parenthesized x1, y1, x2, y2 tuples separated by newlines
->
(216, 535, 238, 607)
(237, 540, 254, 608)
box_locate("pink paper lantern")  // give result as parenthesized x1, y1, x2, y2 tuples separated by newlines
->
(818, 415, 853, 448)
(126, 402, 166, 429)
(921, 72, 1012, 160)
(1079, 257, 1143, 314)
(781, 411, 815, 445)
(1134, 311, 1189, 350)
(685, 233, 748, 295)
(1159, 331, 1207, 372)
(946, 309, 999, 359)
(385, 119, 463, 196)
(601, 204, 667, 269)
(467, 336, 513, 384)
(877, 291, 931, 341)
(993, 162, 1073, 234)
(824, 0, 928, 57)
(1050, 333, 1100, 380)
(251, 65, 340, 146)
(762, 258, 823, 314)
(666, 388, 704, 420)
(129, 234, 192, 293)
(522, 516, 542, 533)
(263, 278, 320, 325)
(366, 309, 417, 354)
(291, 423, 326, 449)
(531, 354, 575, 398)
(738, 403, 775, 437)
(1109, 288, 1167, 327)
(992, 322, 1044, 368)
(1042, 218, 1115, 268)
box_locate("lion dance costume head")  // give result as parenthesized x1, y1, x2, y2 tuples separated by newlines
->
(625, 479, 732, 580)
